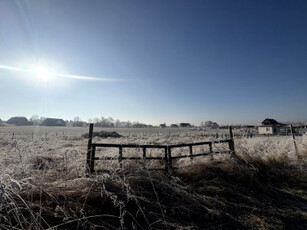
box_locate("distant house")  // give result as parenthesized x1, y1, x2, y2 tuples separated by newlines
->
(180, 123, 192, 128)
(258, 118, 287, 135)
(170, 124, 178, 128)
(6, 116, 31, 126)
(160, 124, 166, 128)
(42, 118, 66, 126)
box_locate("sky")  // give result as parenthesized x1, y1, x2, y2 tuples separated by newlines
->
(0, 0, 307, 125)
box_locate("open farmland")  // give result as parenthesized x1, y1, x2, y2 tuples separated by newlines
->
(0, 126, 307, 229)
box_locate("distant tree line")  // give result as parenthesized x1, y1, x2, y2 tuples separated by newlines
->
(1, 115, 155, 128)
(3, 116, 274, 129)
(87, 117, 154, 128)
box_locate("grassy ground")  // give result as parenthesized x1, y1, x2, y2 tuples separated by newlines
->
(0, 126, 306, 229)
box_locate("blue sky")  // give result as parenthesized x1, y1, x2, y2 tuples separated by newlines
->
(0, 0, 306, 125)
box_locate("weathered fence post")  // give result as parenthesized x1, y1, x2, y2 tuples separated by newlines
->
(143, 147, 146, 167)
(86, 123, 94, 173)
(228, 126, 235, 155)
(189, 145, 193, 161)
(290, 124, 299, 159)
(119, 146, 123, 169)
(164, 147, 168, 174)
(167, 146, 172, 171)
(209, 142, 213, 153)
(12, 133, 14, 140)
(90, 146, 96, 174)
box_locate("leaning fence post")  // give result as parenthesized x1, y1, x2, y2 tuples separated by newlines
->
(119, 146, 123, 169)
(164, 147, 168, 174)
(90, 146, 96, 174)
(209, 142, 213, 153)
(143, 147, 146, 168)
(167, 146, 172, 171)
(189, 145, 193, 161)
(228, 126, 235, 155)
(86, 123, 94, 173)
(290, 124, 299, 159)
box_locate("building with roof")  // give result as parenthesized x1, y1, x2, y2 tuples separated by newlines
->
(42, 118, 66, 126)
(258, 118, 288, 135)
(180, 123, 192, 128)
(6, 116, 31, 126)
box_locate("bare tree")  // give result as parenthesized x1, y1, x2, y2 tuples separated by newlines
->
(30, 115, 40, 125)
(115, 119, 120, 128)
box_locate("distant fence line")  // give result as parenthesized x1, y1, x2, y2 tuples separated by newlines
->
(86, 124, 236, 174)
(8, 131, 67, 140)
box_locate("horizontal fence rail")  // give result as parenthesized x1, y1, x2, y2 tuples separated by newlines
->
(86, 124, 235, 174)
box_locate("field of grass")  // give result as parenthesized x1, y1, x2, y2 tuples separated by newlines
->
(0, 126, 307, 229)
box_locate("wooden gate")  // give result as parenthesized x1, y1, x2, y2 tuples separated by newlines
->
(86, 124, 235, 174)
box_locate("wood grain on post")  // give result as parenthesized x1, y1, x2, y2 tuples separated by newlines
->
(143, 147, 146, 167)
(290, 124, 299, 158)
(167, 146, 172, 170)
(119, 146, 123, 169)
(90, 146, 96, 174)
(164, 147, 168, 174)
(209, 142, 213, 153)
(228, 126, 236, 156)
(86, 123, 94, 173)
(189, 145, 193, 161)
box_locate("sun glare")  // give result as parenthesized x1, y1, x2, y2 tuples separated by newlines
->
(35, 66, 50, 80)
(0, 63, 118, 82)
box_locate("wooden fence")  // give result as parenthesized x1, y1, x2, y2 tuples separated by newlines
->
(86, 124, 235, 174)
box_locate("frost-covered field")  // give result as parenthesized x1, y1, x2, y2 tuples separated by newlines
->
(0, 126, 306, 229)
(0, 126, 305, 177)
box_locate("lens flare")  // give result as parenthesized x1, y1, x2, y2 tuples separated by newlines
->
(0, 64, 120, 82)
(35, 66, 50, 81)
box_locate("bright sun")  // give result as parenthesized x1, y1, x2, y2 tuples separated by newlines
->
(35, 66, 50, 80)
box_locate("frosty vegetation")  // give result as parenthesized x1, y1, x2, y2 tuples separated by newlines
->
(0, 126, 306, 229)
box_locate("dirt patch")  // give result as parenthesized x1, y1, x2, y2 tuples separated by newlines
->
(82, 131, 122, 139)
